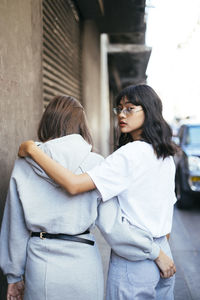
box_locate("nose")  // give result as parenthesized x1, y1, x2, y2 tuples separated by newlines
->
(118, 109, 126, 117)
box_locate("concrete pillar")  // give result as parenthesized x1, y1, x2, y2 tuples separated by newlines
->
(82, 20, 102, 153)
(100, 34, 111, 157)
(82, 21, 111, 157)
(0, 1, 43, 297)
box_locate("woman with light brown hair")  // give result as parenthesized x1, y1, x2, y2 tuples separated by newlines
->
(0, 94, 175, 300)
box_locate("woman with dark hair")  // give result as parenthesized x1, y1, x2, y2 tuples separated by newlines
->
(0, 93, 175, 300)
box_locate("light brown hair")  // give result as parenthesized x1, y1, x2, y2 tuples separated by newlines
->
(38, 95, 93, 146)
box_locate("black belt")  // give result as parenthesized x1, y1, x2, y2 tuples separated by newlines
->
(31, 229, 94, 246)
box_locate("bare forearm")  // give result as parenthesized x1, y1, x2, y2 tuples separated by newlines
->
(26, 143, 95, 194)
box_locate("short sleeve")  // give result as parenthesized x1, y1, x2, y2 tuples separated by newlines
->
(87, 146, 132, 201)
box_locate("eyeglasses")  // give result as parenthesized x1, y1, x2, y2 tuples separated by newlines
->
(113, 106, 143, 116)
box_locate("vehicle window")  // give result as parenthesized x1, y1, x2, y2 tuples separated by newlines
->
(185, 126, 200, 145)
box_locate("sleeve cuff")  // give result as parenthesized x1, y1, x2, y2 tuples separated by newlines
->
(87, 171, 104, 200)
(148, 242, 160, 260)
(7, 274, 23, 284)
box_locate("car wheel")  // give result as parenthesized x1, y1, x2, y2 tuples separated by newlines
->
(175, 174, 193, 209)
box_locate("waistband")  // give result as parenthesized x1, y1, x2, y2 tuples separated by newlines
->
(31, 230, 94, 246)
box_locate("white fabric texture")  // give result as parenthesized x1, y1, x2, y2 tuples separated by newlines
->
(88, 141, 177, 237)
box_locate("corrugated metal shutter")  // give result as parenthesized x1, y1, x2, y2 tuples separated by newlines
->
(42, 0, 82, 107)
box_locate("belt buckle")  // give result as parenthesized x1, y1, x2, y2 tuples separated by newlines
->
(40, 232, 46, 240)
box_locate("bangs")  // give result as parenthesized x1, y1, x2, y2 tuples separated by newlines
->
(116, 85, 141, 106)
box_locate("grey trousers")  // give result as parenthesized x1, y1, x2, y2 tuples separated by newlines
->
(106, 236, 175, 300)
(24, 234, 104, 300)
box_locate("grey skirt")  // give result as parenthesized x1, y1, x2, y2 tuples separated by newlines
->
(24, 234, 104, 300)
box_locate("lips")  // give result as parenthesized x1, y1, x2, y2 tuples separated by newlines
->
(119, 121, 127, 127)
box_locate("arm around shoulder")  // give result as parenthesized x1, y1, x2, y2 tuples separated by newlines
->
(18, 141, 95, 194)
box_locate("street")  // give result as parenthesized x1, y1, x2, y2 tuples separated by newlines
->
(170, 203, 200, 300)
(94, 201, 200, 300)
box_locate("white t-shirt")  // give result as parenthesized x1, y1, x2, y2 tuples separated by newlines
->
(87, 141, 177, 237)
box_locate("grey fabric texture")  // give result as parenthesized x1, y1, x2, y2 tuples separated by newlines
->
(96, 200, 159, 260)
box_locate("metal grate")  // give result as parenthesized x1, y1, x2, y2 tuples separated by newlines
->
(42, 0, 82, 107)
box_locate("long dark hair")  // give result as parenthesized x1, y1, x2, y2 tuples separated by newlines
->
(38, 95, 93, 146)
(116, 84, 177, 159)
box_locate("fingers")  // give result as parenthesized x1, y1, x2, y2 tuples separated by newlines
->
(18, 142, 28, 157)
(155, 250, 176, 279)
(7, 296, 18, 300)
(18, 146, 25, 158)
(7, 281, 25, 300)
(160, 263, 176, 278)
(7, 293, 23, 300)
(18, 140, 35, 157)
